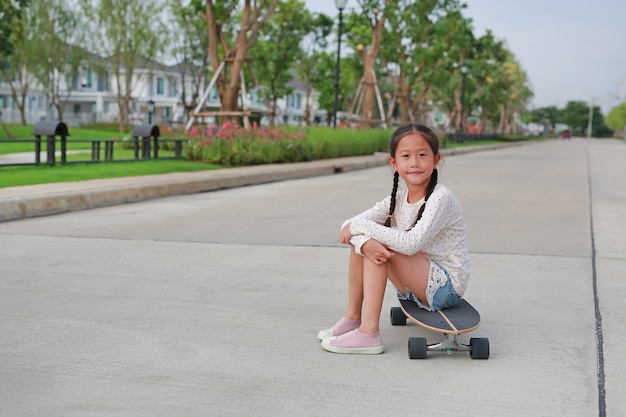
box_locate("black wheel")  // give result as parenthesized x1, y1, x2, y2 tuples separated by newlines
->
(408, 337, 428, 359)
(390, 307, 406, 326)
(470, 337, 490, 359)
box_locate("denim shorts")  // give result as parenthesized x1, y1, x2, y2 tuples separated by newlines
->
(397, 263, 460, 311)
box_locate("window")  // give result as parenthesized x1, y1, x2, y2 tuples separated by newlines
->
(157, 77, 165, 95)
(74, 104, 81, 114)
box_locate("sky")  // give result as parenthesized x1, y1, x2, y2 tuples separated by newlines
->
(303, 0, 626, 114)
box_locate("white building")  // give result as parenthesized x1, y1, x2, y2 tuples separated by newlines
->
(0, 55, 319, 128)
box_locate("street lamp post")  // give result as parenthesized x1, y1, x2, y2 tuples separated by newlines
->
(459, 63, 468, 142)
(333, 0, 348, 128)
(147, 99, 155, 125)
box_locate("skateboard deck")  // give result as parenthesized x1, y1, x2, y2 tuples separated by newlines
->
(398, 298, 480, 334)
(390, 297, 489, 359)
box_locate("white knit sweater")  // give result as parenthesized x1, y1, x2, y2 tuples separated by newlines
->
(343, 183, 470, 300)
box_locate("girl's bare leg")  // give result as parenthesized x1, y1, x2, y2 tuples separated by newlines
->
(386, 253, 431, 307)
(345, 246, 365, 320)
(359, 256, 389, 334)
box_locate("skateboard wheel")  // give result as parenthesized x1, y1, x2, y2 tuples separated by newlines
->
(470, 337, 489, 359)
(408, 337, 428, 359)
(390, 307, 407, 326)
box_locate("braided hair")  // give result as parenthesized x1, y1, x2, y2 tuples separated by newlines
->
(383, 123, 440, 229)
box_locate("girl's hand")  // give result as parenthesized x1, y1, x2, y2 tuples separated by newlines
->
(338, 223, 353, 245)
(361, 239, 394, 265)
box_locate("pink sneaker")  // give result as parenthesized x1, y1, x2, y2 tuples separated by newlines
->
(321, 329, 384, 354)
(317, 317, 361, 340)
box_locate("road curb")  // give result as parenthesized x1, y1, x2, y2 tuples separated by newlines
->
(0, 154, 388, 222)
(0, 142, 528, 222)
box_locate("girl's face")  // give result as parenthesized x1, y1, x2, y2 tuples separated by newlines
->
(389, 132, 440, 193)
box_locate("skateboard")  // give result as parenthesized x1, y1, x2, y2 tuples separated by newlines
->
(390, 297, 489, 359)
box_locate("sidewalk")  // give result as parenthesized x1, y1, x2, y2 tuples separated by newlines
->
(0, 142, 522, 222)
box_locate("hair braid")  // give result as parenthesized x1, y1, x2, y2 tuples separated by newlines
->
(412, 168, 438, 227)
(383, 171, 400, 227)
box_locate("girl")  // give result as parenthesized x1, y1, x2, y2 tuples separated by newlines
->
(319, 123, 470, 354)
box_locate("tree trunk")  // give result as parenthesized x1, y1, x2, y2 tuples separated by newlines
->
(360, 55, 377, 125)
(397, 78, 410, 123)
(497, 105, 506, 134)
(355, 2, 389, 127)
(303, 86, 312, 127)
(454, 87, 462, 131)
(204, 0, 277, 127)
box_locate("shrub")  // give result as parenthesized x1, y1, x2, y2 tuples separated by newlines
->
(184, 123, 312, 166)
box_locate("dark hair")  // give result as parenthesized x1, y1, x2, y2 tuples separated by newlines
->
(383, 124, 440, 228)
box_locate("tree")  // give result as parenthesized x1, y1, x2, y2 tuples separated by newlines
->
(345, 0, 393, 126)
(199, 0, 278, 126)
(0, 0, 32, 126)
(529, 106, 561, 129)
(380, 0, 448, 123)
(470, 30, 519, 133)
(79, 0, 168, 132)
(494, 57, 532, 134)
(295, 11, 333, 126)
(560, 101, 591, 136)
(169, 0, 211, 119)
(0, 0, 29, 59)
(28, 0, 87, 123)
(606, 102, 626, 135)
(249, 0, 311, 126)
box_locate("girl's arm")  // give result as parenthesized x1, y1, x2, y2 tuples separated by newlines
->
(349, 189, 461, 255)
(340, 195, 392, 254)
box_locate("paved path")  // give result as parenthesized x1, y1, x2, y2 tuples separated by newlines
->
(0, 138, 624, 416)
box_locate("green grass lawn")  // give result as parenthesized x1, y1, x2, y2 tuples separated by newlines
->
(0, 159, 219, 188)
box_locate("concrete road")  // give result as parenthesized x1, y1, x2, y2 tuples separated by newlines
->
(0, 138, 624, 416)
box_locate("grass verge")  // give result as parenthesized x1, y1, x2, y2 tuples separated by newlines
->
(0, 160, 218, 188)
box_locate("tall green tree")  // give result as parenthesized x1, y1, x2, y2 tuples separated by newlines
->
(79, 0, 167, 132)
(344, 0, 393, 126)
(380, 0, 446, 123)
(28, 0, 87, 123)
(0, 0, 29, 59)
(196, 0, 278, 127)
(560, 101, 592, 136)
(249, 0, 311, 126)
(307, 51, 338, 125)
(529, 106, 561, 128)
(0, 0, 31, 126)
(606, 102, 626, 136)
(295, 11, 333, 126)
(494, 57, 532, 134)
(169, 0, 211, 117)
(470, 30, 516, 132)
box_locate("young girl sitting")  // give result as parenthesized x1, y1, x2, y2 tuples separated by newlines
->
(319, 123, 470, 354)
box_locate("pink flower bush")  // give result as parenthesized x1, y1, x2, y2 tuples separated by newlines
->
(184, 123, 311, 166)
